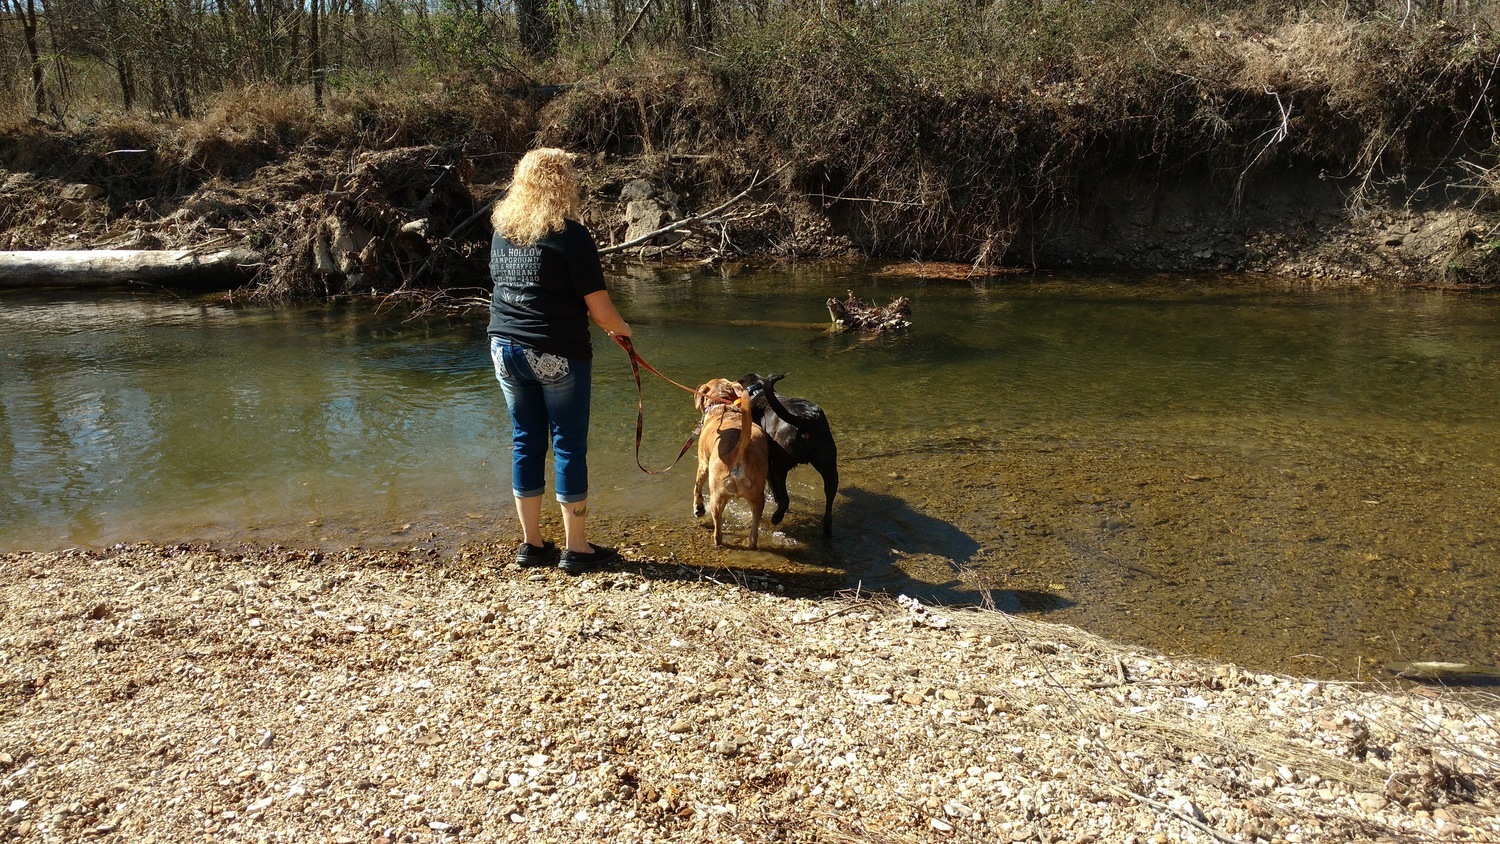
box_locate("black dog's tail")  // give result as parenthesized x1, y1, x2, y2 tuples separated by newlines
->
(757, 373, 817, 435)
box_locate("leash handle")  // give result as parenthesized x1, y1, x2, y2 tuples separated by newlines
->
(613, 333, 701, 475)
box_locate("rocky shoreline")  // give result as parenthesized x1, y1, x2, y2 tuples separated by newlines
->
(2, 542, 1496, 843)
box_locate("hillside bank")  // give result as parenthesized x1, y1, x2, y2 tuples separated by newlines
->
(3, 11, 1500, 295)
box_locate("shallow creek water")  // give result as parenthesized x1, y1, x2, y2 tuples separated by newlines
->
(4, 265, 1500, 679)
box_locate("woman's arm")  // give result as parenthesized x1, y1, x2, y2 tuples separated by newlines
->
(584, 289, 632, 338)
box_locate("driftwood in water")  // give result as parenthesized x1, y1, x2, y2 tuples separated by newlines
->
(826, 290, 912, 333)
(0, 248, 262, 289)
(1388, 661, 1500, 683)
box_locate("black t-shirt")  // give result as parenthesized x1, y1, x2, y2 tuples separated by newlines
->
(487, 219, 609, 359)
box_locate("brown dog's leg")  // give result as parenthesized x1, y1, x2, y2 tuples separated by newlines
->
(747, 492, 764, 549)
(710, 495, 727, 546)
(693, 460, 707, 518)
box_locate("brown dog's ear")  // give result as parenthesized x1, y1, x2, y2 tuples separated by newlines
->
(694, 384, 710, 412)
(731, 382, 751, 414)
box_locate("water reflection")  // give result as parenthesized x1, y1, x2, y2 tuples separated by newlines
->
(4, 270, 1500, 680)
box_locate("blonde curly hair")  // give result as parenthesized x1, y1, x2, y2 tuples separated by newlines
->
(490, 148, 583, 246)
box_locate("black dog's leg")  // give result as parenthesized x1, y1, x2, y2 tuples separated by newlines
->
(815, 456, 838, 537)
(768, 466, 791, 526)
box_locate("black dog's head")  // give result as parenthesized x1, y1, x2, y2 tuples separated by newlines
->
(736, 372, 786, 405)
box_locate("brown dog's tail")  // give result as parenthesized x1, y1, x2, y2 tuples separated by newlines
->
(730, 384, 754, 479)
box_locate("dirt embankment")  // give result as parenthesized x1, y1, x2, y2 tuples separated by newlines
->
(1, 104, 1495, 296)
(6, 11, 1500, 291)
(2, 143, 1490, 292)
(2, 543, 1498, 844)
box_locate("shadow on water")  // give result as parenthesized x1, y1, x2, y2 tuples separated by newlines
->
(736, 486, 1075, 615)
(585, 481, 1074, 618)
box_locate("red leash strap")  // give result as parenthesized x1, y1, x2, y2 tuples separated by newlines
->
(613, 334, 702, 475)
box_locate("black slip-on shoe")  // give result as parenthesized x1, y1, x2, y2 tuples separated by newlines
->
(515, 540, 559, 567)
(558, 544, 618, 574)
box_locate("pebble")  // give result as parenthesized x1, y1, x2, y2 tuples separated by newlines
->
(944, 800, 974, 818)
(1168, 795, 1205, 822)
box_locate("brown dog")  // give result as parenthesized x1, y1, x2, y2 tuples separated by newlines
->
(693, 378, 770, 548)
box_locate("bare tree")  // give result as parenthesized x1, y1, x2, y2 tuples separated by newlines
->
(107, 0, 137, 109)
(517, 0, 557, 60)
(8, 0, 47, 116)
(675, 0, 711, 49)
(310, 0, 324, 108)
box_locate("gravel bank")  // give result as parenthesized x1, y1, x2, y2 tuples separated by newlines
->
(2, 542, 1497, 843)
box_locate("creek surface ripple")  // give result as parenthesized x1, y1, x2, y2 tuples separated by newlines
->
(4, 265, 1499, 679)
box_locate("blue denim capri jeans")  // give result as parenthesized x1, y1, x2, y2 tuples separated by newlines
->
(489, 337, 592, 503)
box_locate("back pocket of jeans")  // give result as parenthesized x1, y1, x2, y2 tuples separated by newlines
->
(523, 348, 570, 383)
(490, 339, 509, 379)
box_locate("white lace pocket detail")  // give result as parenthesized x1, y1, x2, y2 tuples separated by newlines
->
(523, 348, 571, 383)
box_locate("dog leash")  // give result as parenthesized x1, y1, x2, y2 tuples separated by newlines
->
(611, 333, 716, 475)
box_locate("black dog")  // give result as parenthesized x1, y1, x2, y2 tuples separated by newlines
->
(737, 373, 838, 537)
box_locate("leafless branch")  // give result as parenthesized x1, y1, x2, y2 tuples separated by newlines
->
(600, 164, 790, 255)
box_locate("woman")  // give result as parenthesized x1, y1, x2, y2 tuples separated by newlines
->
(488, 148, 632, 573)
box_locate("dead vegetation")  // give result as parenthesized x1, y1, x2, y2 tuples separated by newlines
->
(2, 4, 1500, 291)
(251, 145, 482, 301)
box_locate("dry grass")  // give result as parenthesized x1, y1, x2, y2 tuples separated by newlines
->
(4, 2, 1499, 275)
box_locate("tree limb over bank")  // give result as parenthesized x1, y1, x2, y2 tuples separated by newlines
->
(0, 249, 262, 289)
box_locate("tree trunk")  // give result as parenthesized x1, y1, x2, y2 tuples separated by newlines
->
(349, 0, 369, 66)
(309, 0, 324, 109)
(694, 0, 711, 48)
(114, 54, 135, 110)
(105, 0, 135, 109)
(517, 0, 557, 60)
(677, 0, 710, 48)
(0, 249, 263, 289)
(288, 0, 303, 85)
(17, 0, 46, 117)
(154, 2, 192, 117)
(610, 0, 626, 37)
(41, 0, 69, 111)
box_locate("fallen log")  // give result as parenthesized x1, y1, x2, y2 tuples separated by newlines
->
(0, 248, 262, 289)
(1388, 660, 1500, 684)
